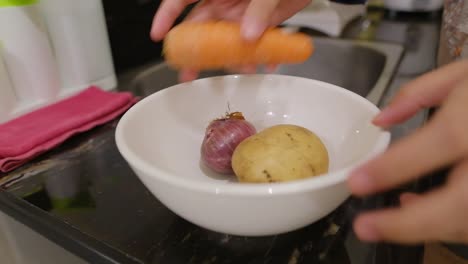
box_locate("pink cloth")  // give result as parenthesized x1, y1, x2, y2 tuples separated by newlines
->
(0, 86, 137, 173)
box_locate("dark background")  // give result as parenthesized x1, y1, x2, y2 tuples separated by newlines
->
(102, 0, 195, 74)
(102, 0, 163, 73)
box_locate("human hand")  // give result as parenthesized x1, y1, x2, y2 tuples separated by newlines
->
(150, 0, 311, 82)
(347, 59, 468, 244)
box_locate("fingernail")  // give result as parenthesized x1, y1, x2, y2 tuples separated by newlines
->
(150, 28, 161, 42)
(373, 105, 399, 126)
(372, 114, 384, 124)
(355, 216, 381, 242)
(242, 65, 257, 74)
(372, 109, 389, 124)
(348, 170, 374, 195)
(179, 70, 198, 83)
(241, 21, 264, 41)
(265, 64, 278, 73)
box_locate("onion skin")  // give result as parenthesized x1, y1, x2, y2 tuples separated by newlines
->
(201, 113, 256, 174)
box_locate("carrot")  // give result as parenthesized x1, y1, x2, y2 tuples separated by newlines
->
(163, 21, 314, 70)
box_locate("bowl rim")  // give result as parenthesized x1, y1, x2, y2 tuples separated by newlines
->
(115, 74, 391, 196)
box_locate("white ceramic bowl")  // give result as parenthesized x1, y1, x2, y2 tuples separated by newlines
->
(115, 74, 390, 236)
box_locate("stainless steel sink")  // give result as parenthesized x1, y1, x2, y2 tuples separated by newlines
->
(118, 37, 404, 105)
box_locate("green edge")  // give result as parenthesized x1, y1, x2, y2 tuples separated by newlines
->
(0, 0, 37, 7)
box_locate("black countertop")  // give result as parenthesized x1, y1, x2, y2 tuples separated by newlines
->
(0, 7, 442, 264)
(0, 124, 420, 264)
(0, 127, 356, 263)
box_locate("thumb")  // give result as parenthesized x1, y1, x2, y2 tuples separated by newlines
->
(241, 0, 280, 41)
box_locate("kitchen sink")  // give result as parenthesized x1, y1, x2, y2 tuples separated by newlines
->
(118, 36, 404, 105)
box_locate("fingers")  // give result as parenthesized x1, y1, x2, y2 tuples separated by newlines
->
(354, 188, 453, 243)
(226, 65, 258, 74)
(348, 118, 456, 196)
(348, 76, 468, 196)
(179, 69, 199, 83)
(151, 0, 199, 41)
(180, 64, 268, 82)
(354, 160, 468, 244)
(264, 64, 278, 73)
(241, 65, 258, 74)
(183, 0, 215, 22)
(241, 0, 281, 41)
(373, 59, 468, 128)
(270, 0, 312, 26)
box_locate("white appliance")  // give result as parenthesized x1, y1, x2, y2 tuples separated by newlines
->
(0, 0, 62, 120)
(38, 0, 117, 95)
(282, 0, 366, 37)
(0, 0, 117, 124)
(0, 43, 18, 124)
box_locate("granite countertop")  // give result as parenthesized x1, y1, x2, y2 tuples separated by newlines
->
(0, 8, 442, 264)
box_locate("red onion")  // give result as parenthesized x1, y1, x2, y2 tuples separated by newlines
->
(201, 112, 256, 174)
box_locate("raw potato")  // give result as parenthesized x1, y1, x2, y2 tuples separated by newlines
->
(231, 124, 329, 183)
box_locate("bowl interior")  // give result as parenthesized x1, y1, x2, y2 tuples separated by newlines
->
(118, 74, 387, 188)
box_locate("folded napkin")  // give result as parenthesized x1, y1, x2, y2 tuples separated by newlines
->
(0, 86, 137, 173)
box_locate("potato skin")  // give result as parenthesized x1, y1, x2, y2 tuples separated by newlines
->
(231, 124, 329, 183)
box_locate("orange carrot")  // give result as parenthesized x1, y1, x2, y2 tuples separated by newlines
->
(163, 21, 314, 70)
